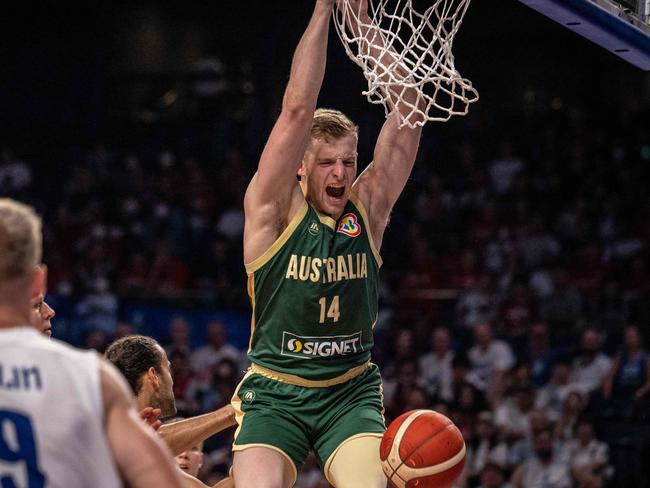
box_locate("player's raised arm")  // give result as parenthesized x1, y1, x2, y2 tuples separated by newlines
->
(344, 0, 423, 248)
(244, 0, 335, 261)
(100, 358, 185, 488)
(158, 404, 236, 456)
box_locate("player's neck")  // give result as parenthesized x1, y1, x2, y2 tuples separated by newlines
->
(307, 198, 345, 221)
(0, 304, 31, 329)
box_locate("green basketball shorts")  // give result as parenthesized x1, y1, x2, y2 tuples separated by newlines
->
(231, 362, 386, 472)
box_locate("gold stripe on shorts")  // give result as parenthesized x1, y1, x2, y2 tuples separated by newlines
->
(249, 361, 370, 388)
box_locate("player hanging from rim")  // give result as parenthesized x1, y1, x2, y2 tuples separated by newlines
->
(233, 1, 423, 487)
(0, 198, 185, 488)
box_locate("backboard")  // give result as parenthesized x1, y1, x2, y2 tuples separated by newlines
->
(518, 0, 650, 70)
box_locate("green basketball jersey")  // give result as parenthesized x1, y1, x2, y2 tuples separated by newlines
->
(245, 194, 382, 381)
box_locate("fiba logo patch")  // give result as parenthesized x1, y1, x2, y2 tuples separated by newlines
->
(337, 213, 361, 237)
(308, 221, 320, 236)
(241, 390, 256, 403)
(287, 338, 303, 352)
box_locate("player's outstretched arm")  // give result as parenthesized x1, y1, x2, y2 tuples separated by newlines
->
(158, 404, 237, 456)
(245, 1, 335, 260)
(100, 358, 185, 488)
(347, 0, 423, 249)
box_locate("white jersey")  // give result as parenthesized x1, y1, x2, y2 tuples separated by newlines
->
(0, 327, 122, 488)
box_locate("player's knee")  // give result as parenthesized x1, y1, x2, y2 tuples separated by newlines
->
(327, 435, 387, 488)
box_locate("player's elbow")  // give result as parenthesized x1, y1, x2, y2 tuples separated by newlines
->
(281, 93, 313, 123)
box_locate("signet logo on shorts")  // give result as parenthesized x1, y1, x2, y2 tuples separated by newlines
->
(241, 390, 256, 403)
(337, 213, 361, 237)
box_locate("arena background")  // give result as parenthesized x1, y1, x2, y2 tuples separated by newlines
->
(1, 1, 649, 486)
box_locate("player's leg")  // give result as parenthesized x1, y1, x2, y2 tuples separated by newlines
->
(326, 434, 386, 488)
(231, 373, 309, 488)
(233, 447, 296, 488)
(314, 364, 387, 488)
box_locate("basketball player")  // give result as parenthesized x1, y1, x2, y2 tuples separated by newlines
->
(29, 264, 55, 336)
(233, 0, 423, 486)
(106, 334, 237, 456)
(0, 198, 184, 487)
(106, 335, 236, 488)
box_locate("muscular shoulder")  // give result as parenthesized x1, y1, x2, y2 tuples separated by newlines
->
(244, 184, 305, 265)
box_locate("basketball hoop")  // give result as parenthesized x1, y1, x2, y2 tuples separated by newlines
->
(333, 0, 479, 128)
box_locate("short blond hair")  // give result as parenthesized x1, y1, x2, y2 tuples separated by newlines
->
(0, 199, 42, 283)
(311, 108, 358, 141)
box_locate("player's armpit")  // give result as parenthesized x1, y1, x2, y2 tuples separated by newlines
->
(99, 358, 184, 488)
(353, 113, 422, 247)
(158, 404, 237, 456)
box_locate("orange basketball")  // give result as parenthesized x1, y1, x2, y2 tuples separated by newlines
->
(380, 410, 466, 488)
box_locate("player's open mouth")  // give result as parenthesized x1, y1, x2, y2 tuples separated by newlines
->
(179, 464, 189, 471)
(326, 186, 345, 198)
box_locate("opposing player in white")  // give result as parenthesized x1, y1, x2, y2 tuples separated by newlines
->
(0, 198, 184, 488)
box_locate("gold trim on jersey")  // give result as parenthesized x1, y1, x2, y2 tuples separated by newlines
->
(230, 369, 254, 440)
(315, 211, 336, 230)
(245, 201, 309, 274)
(249, 361, 370, 388)
(247, 274, 256, 353)
(348, 193, 383, 268)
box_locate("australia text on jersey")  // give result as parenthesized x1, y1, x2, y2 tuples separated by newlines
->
(285, 253, 368, 284)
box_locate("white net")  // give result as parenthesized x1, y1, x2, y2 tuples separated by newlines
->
(333, 0, 479, 128)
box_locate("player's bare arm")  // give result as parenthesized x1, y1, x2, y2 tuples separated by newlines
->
(244, 0, 335, 265)
(158, 404, 237, 456)
(344, 0, 423, 249)
(178, 470, 234, 488)
(100, 358, 185, 488)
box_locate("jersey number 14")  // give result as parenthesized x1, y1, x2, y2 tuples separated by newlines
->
(318, 295, 340, 323)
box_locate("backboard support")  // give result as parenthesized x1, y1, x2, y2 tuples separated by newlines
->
(518, 0, 650, 70)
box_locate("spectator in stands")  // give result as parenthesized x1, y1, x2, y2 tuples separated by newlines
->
(554, 391, 586, 441)
(191, 320, 245, 375)
(169, 349, 197, 416)
(383, 359, 423, 419)
(166, 316, 193, 357)
(507, 409, 554, 469)
(495, 384, 536, 443)
(477, 462, 513, 488)
(524, 321, 555, 387)
(602, 324, 650, 419)
(570, 328, 611, 395)
(467, 322, 515, 401)
(497, 281, 534, 349)
(510, 427, 572, 488)
(536, 357, 583, 422)
(455, 273, 497, 333)
(418, 327, 455, 402)
(465, 411, 510, 484)
(561, 417, 610, 488)
(540, 267, 582, 332)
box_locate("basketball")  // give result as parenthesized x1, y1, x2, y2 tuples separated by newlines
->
(380, 410, 466, 488)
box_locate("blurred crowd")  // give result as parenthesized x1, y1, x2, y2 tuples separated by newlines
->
(2, 90, 650, 487)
